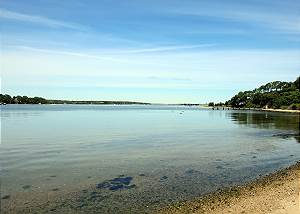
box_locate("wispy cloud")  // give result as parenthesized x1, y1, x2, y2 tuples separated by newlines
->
(8, 43, 215, 63)
(169, 3, 300, 34)
(0, 8, 87, 30)
(12, 45, 131, 63)
(113, 44, 215, 54)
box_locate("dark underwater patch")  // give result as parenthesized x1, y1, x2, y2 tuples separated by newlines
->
(160, 176, 168, 181)
(96, 176, 135, 191)
(22, 185, 31, 190)
(2, 195, 10, 199)
(272, 133, 300, 139)
(185, 169, 199, 175)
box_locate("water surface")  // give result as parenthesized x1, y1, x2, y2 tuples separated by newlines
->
(1, 105, 299, 213)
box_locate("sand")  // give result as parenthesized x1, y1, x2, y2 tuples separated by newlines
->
(157, 162, 300, 214)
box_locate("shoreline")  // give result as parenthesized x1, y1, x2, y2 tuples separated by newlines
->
(201, 106, 300, 113)
(156, 161, 300, 214)
(261, 108, 300, 113)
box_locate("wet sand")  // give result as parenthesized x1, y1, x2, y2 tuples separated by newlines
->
(157, 161, 300, 214)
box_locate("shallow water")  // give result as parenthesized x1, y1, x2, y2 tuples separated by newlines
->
(1, 105, 299, 213)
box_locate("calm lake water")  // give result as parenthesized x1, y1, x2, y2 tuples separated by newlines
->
(1, 105, 299, 213)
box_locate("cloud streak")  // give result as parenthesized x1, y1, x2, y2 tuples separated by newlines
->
(12, 46, 133, 63)
(0, 8, 87, 30)
(169, 3, 300, 34)
(8, 43, 215, 63)
(113, 44, 216, 54)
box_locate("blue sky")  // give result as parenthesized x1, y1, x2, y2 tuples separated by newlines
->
(1, 0, 299, 103)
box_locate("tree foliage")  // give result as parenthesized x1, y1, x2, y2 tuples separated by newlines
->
(227, 76, 300, 109)
(0, 94, 47, 104)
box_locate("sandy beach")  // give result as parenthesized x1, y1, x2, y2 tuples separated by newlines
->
(157, 162, 300, 214)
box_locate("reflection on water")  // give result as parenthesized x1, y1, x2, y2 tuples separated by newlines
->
(1, 105, 300, 213)
(228, 111, 300, 143)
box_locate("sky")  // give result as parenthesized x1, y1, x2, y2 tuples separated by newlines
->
(0, 0, 299, 103)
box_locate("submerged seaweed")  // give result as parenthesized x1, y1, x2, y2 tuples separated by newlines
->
(2, 195, 10, 199)
(96, 176, 135, 191)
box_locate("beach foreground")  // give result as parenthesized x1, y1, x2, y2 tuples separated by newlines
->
(157, 162, 300, 214)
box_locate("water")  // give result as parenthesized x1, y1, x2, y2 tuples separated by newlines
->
(1, 105, 299, 213)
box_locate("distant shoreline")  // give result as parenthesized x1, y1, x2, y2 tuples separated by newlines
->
(200, 105, 300, 113)
(156, 161, 300, 214)
(2, 103, 300, 113)
(0, 101, 151, 105)
(260, 108, 300, 113)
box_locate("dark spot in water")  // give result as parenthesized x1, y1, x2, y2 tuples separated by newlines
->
(49, 175, 56, 178)
(109, 184, 124, 191)
(87, 176, 91, 179)
(216, 166, 224, 169)
(2, 195, 10, 199)
(96, 181, 111, 189)
(118, 174, 125, 177)
(109, 184, 136, 191)
(111, 176, 132, 185)
(185, 169, 198, 175)
(240, 153, 247, 156)
(96, 176, 134, 191)
(139, 173, 146, 176)
(215, 159, 222, 161)
(82, 189, 88, 193)
(208, 176, 215, 181)
(49, 208, 56, 212)
(252, 156, 257, 159)
(273, 133, 299, 139)
(22, 185, 31, 190)
(52, 188, 59, 191)
(127, 184, 136, 189)
(160, 176, 168, 181)
(290, 154, 294, 157)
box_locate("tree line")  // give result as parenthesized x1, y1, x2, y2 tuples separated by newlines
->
(0, 94, 47, 104)
(225, 76, 300, 110)
(0, 94, 149, 105)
